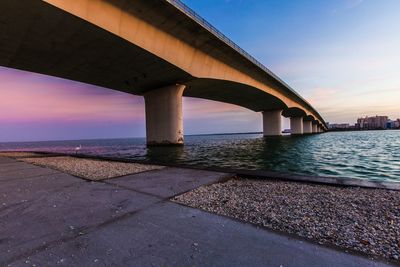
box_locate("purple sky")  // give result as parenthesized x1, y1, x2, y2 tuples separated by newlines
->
(1, 0, 399, 142)
(0, 67, 267, 142)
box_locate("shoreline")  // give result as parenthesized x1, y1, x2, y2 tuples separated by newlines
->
(327, 128, 400, 132)
(2, 150, 399, 191)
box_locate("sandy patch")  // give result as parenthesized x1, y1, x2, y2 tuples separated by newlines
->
(0, 152, 43, 158)
(22, 156, 164, 180)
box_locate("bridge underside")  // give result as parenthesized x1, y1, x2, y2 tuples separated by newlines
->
(185, 79, 286, 112)
(0, 0, 289, 112)
(0, 0, 326, 145)
(0, 0, 191, 95)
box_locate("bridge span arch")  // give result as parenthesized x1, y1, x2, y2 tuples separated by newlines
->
(184, 78, 288, 112)
(0, 0, 327, 145)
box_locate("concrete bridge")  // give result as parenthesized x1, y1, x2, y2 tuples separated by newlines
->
(0, 0, 327, 145)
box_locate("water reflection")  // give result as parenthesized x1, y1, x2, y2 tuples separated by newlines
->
(1, 130, 399, 182)
(146, 145, 185, 163)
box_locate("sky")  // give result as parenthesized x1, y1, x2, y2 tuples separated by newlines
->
(1, 0, 399, 142)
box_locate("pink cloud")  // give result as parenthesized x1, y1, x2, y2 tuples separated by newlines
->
(183, 97, 258, 120)
(0, 67, 145, 124)
(305, 87, 340, 105)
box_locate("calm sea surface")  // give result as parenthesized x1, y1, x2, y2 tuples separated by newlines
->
(1, 130, 399, 182)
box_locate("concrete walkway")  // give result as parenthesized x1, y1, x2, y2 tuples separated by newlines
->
(0, 157, 393, 267)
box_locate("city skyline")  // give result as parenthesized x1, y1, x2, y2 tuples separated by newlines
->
(328, 115, 400, 130)
(1, 0, 399, 142)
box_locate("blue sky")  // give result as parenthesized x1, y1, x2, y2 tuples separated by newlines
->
(0, 0, 399, 141)
(182, 0, 400, 121)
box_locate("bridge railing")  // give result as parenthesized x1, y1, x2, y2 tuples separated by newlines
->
(165, 0, 309, 104)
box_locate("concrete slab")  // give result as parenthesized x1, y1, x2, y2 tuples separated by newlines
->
(0, 162, 39, 170)
(0, 157, 20, 164)
(0, 165, 59, 182)
(0, 161, 45, 171)
(0, 160, 393, 267)
(0, 172, 82, 205)
(0, 180, 160, 265)
(8, 201, 391, 267)
(106, 167, 231, 198)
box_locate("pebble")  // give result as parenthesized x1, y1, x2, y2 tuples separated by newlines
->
(20, 156, 164, 180)
(173, 177, 400, 261)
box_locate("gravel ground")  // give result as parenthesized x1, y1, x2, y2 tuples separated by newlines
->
(173, 177, 400, 261)
(0, 152, 43, 158)
(21, 156, 164, 180)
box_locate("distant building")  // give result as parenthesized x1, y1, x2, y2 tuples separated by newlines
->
(387, 119, 400, 129)
(387, 120, 395, 129)
(328, 116, 398, 132)
(356, 115, 388, 130)
(328, 123, 350, 130)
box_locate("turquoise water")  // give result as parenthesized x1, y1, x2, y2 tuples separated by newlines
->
(1, 130, 399, 182)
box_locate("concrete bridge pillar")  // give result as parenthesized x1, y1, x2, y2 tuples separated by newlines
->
(303, 120, 312, 134)
(144, 84, 186, 146)
(290, 117, 303, 135)
(262, 110, 282, 136)
(312, 123, 318, 133)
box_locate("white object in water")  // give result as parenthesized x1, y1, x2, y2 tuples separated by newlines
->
(75, 145, 82, 154)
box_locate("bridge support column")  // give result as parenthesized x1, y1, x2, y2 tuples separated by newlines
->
(144, 84, 186, 146)
(290, 117, 303, 135)
(303, 120, 312, 134)
(312, 123, 318, 133)
(262, 110, 282, 136)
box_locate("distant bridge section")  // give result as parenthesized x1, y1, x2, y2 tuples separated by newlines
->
(0, 0, 327, 145)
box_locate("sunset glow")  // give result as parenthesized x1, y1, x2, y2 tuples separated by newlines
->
(1, 0, 399, 142)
